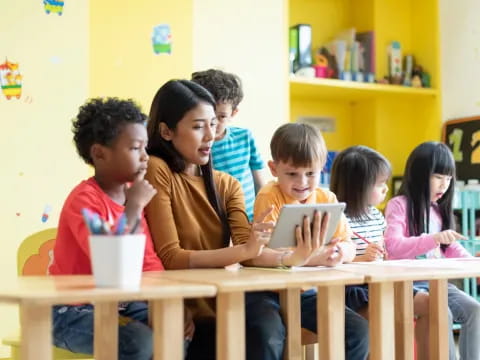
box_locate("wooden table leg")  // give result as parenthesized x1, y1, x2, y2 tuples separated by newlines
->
(317, 285, 345, 360)
(369, 282, 394, 360)
(279, 288, 302, 360)
(20, 304, 52, 360)
(394, 281, 414, 360)
(429, 279, 449, 360)
(94, 301, 118, 360)
(151, 299, 183, 360)
(217, 291, 244, 360)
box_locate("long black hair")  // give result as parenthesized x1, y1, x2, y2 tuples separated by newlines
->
(147, 80, 231, 246)
(398, 142, 456, 250)
(330, 145, 391, 220)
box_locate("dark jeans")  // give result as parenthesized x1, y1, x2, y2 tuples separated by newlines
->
(52, 301, 190, 360)
(187, 290, 369, 360)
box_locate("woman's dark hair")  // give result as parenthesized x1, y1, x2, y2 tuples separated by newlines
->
(398, 142, 456, 250)
(147, 80, 230, 246)
(330, 145, 391, 219)
(72, 97, 147, 165)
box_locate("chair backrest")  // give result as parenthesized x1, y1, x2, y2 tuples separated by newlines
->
(17, 228, 57, 276)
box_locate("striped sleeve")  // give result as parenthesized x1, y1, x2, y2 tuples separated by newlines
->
(347, 207, 386, 256)
(247, 130, 265, 171)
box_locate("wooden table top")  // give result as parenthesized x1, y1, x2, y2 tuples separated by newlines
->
(146, 267, 365, 292)
(336, 258, 480, 282)
(0, 275, 217, 305)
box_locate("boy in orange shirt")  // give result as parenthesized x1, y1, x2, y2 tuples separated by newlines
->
(253, 123, 368, 360)
(254, 123, 356, 266)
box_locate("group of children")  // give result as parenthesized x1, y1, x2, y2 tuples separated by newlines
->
(47, 69, 480, 360)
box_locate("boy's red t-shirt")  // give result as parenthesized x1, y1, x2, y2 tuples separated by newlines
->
(49, 177, 164, 275)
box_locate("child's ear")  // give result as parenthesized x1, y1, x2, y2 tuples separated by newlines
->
(231, 107, 239, 118)
(268, 160, 278, 177)
(90, 144, 106, 162)
(159, 122, 173, 141)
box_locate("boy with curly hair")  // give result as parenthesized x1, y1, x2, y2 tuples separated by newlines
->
(192, 69, 266, 221)
(49, 97, 193, 359)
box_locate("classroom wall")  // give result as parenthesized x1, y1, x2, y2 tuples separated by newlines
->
(0, 0, 89, 355)
(89, 0, 193, 111)
(192, 0, 288, 167)
(440, 0, 480, 121)
(0, 0, 193, 356)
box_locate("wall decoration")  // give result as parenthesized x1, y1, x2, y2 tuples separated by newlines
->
(41, 204, 52, 223)
(0, 59, 22, 100)
(152, 24, 172, 55)
(442, 116, 480, 181)
(43, 0, 64, 15)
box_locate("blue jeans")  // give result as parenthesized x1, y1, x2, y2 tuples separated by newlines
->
(52, 301, 190, 360)
(414, 281, 480, 360)
(245, 290, 369, 360)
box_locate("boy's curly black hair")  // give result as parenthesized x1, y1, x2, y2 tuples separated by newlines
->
(191, 69, 244, 109)
(72, 97, 147, 165)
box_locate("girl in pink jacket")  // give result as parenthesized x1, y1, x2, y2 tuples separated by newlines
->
(385, 141, 480, 360)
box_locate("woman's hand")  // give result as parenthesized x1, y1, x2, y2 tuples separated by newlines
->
(282, 211, 329, 267)
(245, 207, 274, 257)
(433, 230, 466, 245)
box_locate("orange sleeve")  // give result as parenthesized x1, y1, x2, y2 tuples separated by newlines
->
(253, 183, 285, 224)
(220, 174, 252, 246)
(145, 158, 192, 269)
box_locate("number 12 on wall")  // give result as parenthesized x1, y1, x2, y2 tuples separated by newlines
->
(448, 128, 480, 164)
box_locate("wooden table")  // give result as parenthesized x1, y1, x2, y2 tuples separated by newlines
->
(148, 267, 365, 360)
(0, 275, 216, 360)
(337, 258, 480, 360)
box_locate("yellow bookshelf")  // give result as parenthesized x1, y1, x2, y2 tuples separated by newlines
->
(290, 76, 439, 100)
(288, 0, 441, 176)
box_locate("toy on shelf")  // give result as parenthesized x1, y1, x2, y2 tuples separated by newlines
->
(313, 47, 336, 78)
(388, 41, 402, 85)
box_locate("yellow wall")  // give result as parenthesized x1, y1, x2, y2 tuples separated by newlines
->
(0, 0, 89, 355)
(89, 0, 193, 112)
(0, 0, 193, 356)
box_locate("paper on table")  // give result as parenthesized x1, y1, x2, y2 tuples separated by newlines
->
(242, 266, 330, 272)
(360, 258, 470, 269)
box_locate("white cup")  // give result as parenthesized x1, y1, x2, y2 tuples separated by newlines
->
(89, 234, 146, 290)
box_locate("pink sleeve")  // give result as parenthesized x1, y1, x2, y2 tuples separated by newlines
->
(384, 197, 438, 259)
(444, 242, 473, 258)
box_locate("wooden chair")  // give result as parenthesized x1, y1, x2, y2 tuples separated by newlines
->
(301, 328, 318, 360)
(2, 228, 91, 359)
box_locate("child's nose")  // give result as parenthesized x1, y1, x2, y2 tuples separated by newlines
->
(141, 149, 149, 161)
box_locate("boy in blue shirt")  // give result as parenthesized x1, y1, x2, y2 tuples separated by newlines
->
(192, 69, 266, 221)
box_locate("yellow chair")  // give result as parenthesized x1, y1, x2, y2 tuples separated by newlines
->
(2, 228, 91, 359)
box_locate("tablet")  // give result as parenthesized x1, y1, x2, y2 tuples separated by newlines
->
(269, 203, 346, 249)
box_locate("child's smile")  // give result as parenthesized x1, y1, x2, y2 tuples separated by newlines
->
(269, 160, 322, 202)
